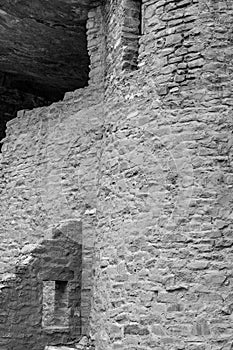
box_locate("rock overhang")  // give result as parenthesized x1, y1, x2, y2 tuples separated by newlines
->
(0, 0, 101, 99)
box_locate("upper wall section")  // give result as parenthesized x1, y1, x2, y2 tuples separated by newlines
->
(103, 0, 141, 80)
(97, 0, 233, 108)
(87, 7, 106, 87)
(139, 0, 233, 107)
(0, 0, 231, 105)
(86, 0, 142, 89)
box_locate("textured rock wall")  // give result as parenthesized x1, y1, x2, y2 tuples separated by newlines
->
(103, 0, 141, 86)
(0, 232, 81, 350)
(0, 0, 232, 349)
(92, 79, 233, 350)
(139, 0, 233, 107)
(87, 6, 105, 87)
(0, 11, 105, 336)
(0, 85, 104, 338)
(90, 0, 233, 349)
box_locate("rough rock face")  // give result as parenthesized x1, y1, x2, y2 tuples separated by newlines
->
(0, 0, 233, 349)
(0, 0, 99, 143)
(0, 0, 98, 97)
(45, 335, 95, 349)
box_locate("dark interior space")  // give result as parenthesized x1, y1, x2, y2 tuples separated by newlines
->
(0, 0, 99, 146)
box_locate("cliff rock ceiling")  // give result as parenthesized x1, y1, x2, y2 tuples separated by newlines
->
(0, 0, 99, 99)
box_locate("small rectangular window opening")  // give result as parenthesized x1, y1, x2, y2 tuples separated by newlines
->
(42, 281, 69, 328)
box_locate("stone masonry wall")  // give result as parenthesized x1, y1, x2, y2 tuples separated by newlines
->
(0, 83, 104, 337)
(92, 78, 233, 350)
(103, 0, 141, 87)
(0, 232, 81, 350)
(0, 9, 106, 337)
(139, 0, 233, 107)
(89, 0, 233, 349)
(87, 6, 106, 87)
(0, 0, 232, 349)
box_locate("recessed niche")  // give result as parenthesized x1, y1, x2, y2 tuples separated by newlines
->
(42, 280, 69, 328)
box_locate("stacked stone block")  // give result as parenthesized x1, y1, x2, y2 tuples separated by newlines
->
(87, 7, 105, 87)
(0, 83, 104, 337)
(0, 0, 232, 349)
(103, 0, 141, 86)
(90, 0, 233, 349)
(139, 0, 233, 108)
(0, 231, 81, 350)
(139, 0, 202, 97)
(92, 89, 233, 350)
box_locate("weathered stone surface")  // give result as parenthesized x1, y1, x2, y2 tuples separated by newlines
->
(0, 232, 82, 350)
(0, 0, 101, 144)
(0, 0, 233, 350)
(45, 335, 94, 349)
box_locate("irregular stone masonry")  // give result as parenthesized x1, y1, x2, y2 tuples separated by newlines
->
(139, 0, 233, 108)
(45, 336, 95, 350)
(140, 0, 201, 95)
(0, 229, 82, 350)
(0, 0, 232, 349)
(103, 0, 141, 85)
(87, 7, 106, 87)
